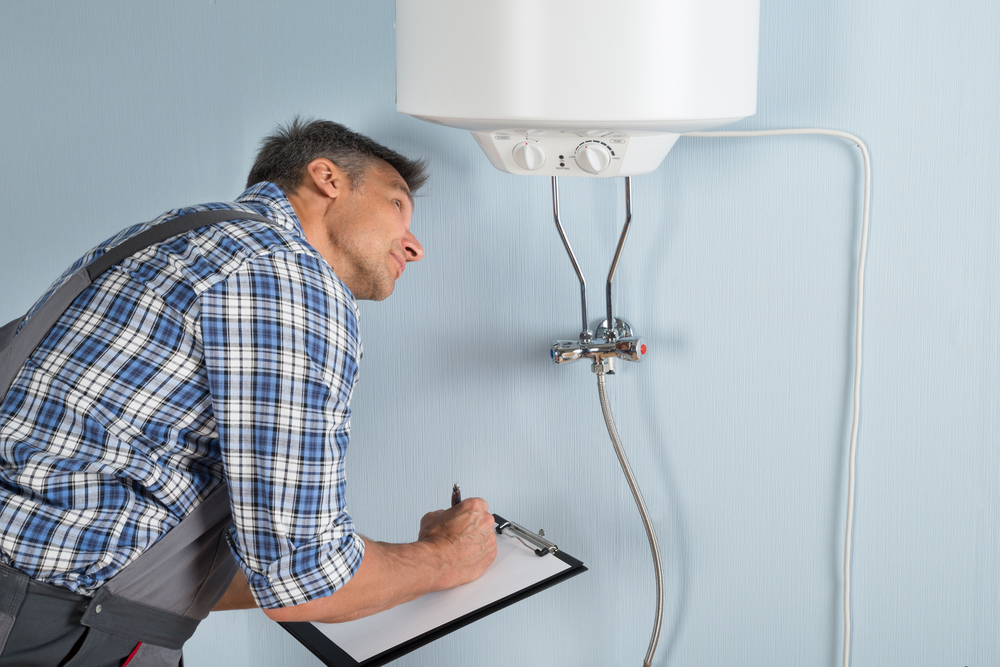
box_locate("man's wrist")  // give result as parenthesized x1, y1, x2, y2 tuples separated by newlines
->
(381, 538, 450, 593)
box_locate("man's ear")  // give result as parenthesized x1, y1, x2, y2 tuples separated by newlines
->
(304, 158, 350, 201)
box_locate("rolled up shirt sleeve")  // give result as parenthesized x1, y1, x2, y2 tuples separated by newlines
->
(200, 249, 364, 609)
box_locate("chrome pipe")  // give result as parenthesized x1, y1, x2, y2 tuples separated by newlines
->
(551, 177, 592, 341)
(604, 177, 633, 342)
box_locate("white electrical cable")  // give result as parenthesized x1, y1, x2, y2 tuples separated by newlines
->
(684, 129, 871, 667)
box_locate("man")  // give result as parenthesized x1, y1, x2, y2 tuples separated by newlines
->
(0, 119, 496, 665)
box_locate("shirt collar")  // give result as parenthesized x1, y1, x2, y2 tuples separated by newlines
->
(235, 181, 361, 312)
(235, 182, 304, 237)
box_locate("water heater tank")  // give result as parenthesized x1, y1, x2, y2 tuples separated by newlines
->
(395, 0, 761, 177)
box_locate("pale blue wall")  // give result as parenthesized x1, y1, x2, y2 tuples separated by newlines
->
(1, 1, 998, 666)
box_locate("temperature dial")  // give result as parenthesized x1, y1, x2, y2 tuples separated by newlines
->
(512, 142, 545, 170)
(575, 142, 613, 174)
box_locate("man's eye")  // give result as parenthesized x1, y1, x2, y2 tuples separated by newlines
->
(394, 200, 402, 209)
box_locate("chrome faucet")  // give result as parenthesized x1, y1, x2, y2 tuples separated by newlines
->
(549, 176, 646, 374)
(551, 318, 646, 374)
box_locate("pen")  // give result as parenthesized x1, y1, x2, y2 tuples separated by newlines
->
(451, 483, 461, 507)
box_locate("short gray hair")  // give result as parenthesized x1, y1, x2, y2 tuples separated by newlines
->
(246, 118, 428, 194)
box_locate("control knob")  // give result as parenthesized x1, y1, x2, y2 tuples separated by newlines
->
(512, 142, 545, 171)
(575, 142, 612, 174)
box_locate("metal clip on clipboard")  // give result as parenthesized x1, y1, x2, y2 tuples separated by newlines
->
(493, 515, 558, 556)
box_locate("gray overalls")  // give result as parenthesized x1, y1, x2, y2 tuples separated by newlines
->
(0, 210, 273, 666)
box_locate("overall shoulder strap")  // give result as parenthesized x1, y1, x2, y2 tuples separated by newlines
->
(0, 209, 271, 664)
(0, 209, 273, 402)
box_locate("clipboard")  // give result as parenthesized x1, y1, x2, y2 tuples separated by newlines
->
(280, 514, 587, 667)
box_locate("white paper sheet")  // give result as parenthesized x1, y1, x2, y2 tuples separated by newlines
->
(312, 531, 572, 662)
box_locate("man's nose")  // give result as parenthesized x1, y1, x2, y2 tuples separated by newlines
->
(404, 231, 424, 262)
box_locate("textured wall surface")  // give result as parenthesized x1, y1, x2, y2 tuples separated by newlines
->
(1, 1, 998, 666)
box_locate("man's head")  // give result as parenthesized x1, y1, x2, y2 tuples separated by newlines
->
(247, 118, 427, 301)
(247, 118, 427, 195)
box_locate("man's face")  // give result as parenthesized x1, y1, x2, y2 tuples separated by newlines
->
(323, 162, 423, 301)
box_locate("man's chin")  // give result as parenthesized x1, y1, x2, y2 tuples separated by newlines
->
(360, 281, 395, 302)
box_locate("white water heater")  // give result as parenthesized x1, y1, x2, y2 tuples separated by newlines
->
(395, 0, 761, 177)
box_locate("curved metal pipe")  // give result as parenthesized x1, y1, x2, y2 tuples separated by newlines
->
(604, 177, 633, 341)
(551, 177, 591, 341)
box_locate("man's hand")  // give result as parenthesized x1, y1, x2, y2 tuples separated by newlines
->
(254, 497, 497, 624)
(417, 497, 498, 592)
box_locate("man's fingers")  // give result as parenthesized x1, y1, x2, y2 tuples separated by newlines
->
(416, 496, 497, 589)
(459, 496, 489, 513)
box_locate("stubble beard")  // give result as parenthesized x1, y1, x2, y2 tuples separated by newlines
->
(348, 250, 396, 301)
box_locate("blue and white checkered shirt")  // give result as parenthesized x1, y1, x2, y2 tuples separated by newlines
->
(0, 182, 364, 609)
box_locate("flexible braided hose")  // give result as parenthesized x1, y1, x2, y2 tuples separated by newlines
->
(597, 372, 664, 667)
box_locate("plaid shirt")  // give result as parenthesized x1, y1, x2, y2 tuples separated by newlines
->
(0, 182, 364, 609)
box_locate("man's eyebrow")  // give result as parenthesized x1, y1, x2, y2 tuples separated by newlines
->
(392, 181, 414, 208)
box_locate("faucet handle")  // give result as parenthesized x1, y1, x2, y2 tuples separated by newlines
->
(551, 340, 587, 364)
(610, 336, 647, 363)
